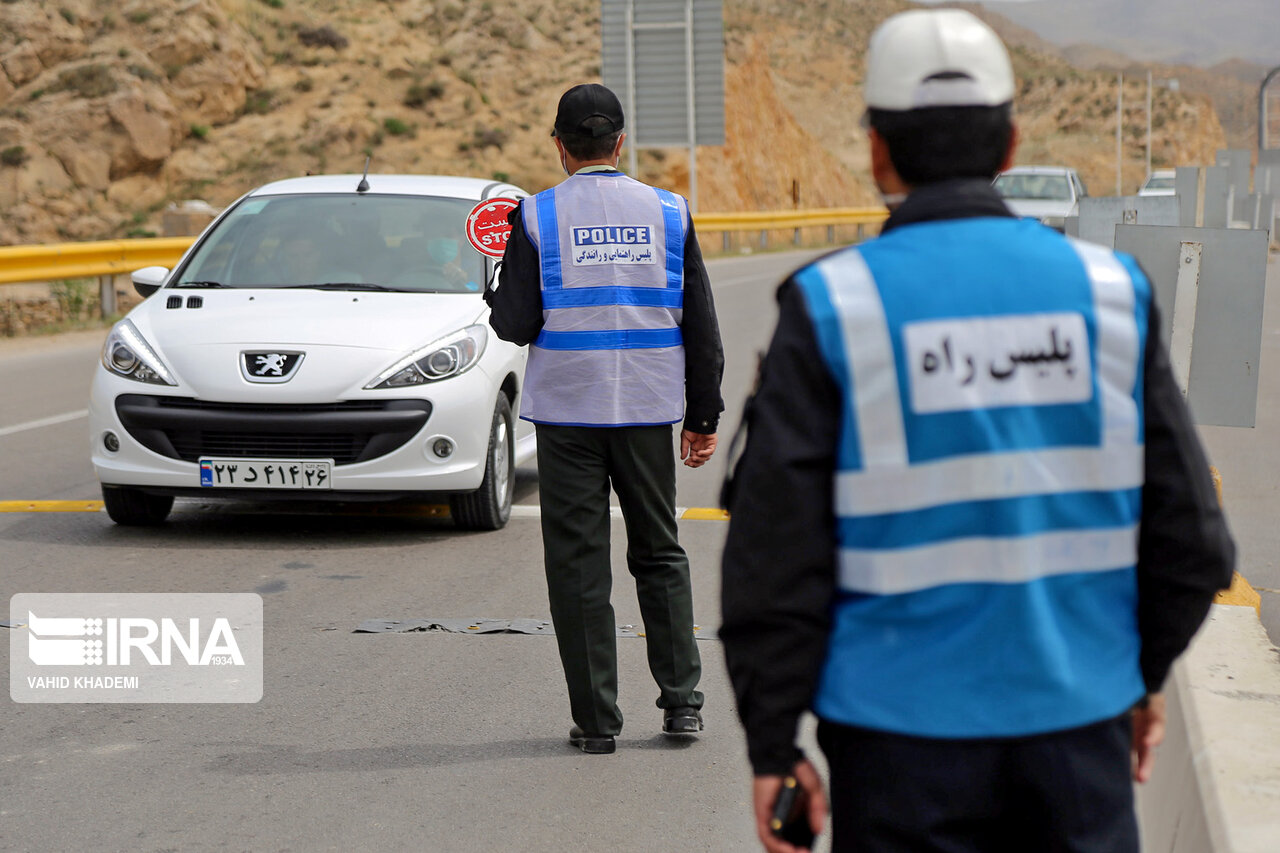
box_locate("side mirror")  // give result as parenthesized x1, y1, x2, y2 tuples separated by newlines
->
(131, 266, 169, 298)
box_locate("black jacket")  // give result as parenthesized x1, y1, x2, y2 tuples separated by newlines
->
(720, 179, 1236, 776)
(485, 177, 724, 434)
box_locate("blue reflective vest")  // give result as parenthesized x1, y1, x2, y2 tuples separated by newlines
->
(797, 217, 1151, 738)
(520, 172, 688, 426)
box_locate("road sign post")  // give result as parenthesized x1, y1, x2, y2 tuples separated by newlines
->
(602, 0, 725, 213)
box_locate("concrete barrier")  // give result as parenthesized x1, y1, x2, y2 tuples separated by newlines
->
(1137, 604, 1280, 851)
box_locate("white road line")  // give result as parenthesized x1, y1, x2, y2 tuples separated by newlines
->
(0, 409, 89, 438)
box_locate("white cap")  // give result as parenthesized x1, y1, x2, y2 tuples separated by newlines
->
(864, 9, 1014, 111)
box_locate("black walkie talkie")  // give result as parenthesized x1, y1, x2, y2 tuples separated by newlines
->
(770, 775, 817, 848)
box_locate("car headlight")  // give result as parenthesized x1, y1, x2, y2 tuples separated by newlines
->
(365, 325, 488, 389)
(101, 320, 176, 385)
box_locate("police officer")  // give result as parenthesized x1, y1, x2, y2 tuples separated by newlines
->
(720, 10, 1234, 852)
(486, 83, 723, 755)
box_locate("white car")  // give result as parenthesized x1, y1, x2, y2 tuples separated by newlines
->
(993, 165, 1088, 231)
(89, 174, 535, 529)
(1137, 169, 1177, 197)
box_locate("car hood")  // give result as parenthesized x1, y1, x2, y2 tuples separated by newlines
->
(133, 289, 486, 349)
(1003, 199, 1077, 219)
(125, 289, 490, 400)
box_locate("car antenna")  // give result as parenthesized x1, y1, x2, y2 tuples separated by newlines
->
(356, 155, 371, 193)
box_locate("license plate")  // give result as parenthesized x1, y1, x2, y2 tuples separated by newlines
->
(199, 458, 332, 489)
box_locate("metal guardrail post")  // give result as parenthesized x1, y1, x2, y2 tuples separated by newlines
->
(98, 275, 116, 319)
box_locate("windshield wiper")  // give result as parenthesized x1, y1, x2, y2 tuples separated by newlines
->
(283, 282, 399, 292)
(174, 280, 228, 288)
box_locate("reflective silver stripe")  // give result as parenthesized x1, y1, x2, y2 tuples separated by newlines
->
(837, 524, 1140, 595)
(541, 303, 685, 332)
(836, 443, 1144, 516)
(1069, 239, 1141, 443)
(816, 250, 907, 467)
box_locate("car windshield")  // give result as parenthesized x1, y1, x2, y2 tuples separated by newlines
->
(173, 193, 487, 293)
(994, 173, 1073, 202)
(1144, 175, 1176, 190)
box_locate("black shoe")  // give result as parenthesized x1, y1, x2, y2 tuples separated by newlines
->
(662, 706, 704, 735)
(569, 726, 616, 754)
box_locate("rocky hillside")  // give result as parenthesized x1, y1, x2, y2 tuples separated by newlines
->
(0, 0, 1230, 247)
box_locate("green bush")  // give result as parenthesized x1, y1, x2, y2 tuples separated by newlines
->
(242, 89, 276, 115)
(382, 117, 412, 136)
(471, 127, 508, 151)
(297, 25, 348, 49)
(1, 145, 28, 167)
(52, 280, 92, 320)
(56, 64, 118, 99)
(189, 124, 210, 140)
(403, 80, 445, 108)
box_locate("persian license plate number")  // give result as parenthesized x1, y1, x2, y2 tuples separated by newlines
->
(199, 458, 332, 489)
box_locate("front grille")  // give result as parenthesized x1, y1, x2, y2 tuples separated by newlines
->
(116, 395, 432, 465)
(166, 430, 371, 463)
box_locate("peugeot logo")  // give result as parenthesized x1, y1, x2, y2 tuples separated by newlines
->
(240, 351, 304, 383)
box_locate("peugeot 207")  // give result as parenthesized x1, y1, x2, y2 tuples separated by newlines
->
(89, 174, 534, 529)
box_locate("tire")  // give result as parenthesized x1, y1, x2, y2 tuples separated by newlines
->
(101, 485, 174, 526)
(450, 394, 515, 531)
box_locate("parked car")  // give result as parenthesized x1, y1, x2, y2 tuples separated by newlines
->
(993, 165, 1088, 231)
(89, 174, 534, 529)
(1137, 168, 1177, 197)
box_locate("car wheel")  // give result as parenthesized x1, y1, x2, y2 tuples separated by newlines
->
(101, 485, 174, 526)
(450, 394, 514, 531)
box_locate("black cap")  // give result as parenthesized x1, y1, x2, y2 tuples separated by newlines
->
(551, 83, 625, 138)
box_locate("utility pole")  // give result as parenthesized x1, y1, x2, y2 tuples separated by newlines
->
(1116, 72, 1123, 196)
(1146, 70, 1153, 180)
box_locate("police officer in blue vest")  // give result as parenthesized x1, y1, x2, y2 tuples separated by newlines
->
(486, 83, 724, 754)
(720, 10, 1234, 852)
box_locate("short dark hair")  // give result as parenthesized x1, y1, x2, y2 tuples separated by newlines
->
(868, 104, 1013, 186)
(558, 116, 622, 161)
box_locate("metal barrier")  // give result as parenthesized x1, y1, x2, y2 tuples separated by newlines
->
(0, 237, 195, 286)
(0, 207, 889, 293)
(695, 207, 889, 251)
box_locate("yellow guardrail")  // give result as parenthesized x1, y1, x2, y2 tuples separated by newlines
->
(693, 207, 888, 233)
(0, 237, 195, 286)
(0, 207, 889, 289)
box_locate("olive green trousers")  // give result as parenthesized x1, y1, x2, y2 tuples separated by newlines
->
(535, 423, 703, 736)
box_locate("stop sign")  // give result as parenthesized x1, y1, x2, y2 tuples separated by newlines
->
(465, 198, 519, 258)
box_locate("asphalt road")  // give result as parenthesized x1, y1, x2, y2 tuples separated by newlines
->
(2, 247, 1276, 852)
(0, 249, 827, 853)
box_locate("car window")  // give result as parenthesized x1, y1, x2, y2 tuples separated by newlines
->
(175, 193, 486, 293)
(1143, 175, 1176, 190)
(994, 173, 1073, 202)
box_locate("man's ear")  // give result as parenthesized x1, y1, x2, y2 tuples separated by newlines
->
(613, 132, 627, 161)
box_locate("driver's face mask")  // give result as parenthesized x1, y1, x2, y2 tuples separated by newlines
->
(427, 238, 458, 265)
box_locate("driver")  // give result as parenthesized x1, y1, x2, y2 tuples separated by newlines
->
(391, 218, 471, 290)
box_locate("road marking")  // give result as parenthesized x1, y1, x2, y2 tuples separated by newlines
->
(0, 409, 88, 437)
(0, 500, 730, 520)
(0, 500, 104, 513)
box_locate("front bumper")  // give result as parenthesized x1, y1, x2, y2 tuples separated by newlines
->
(89, 368, 501, 496)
